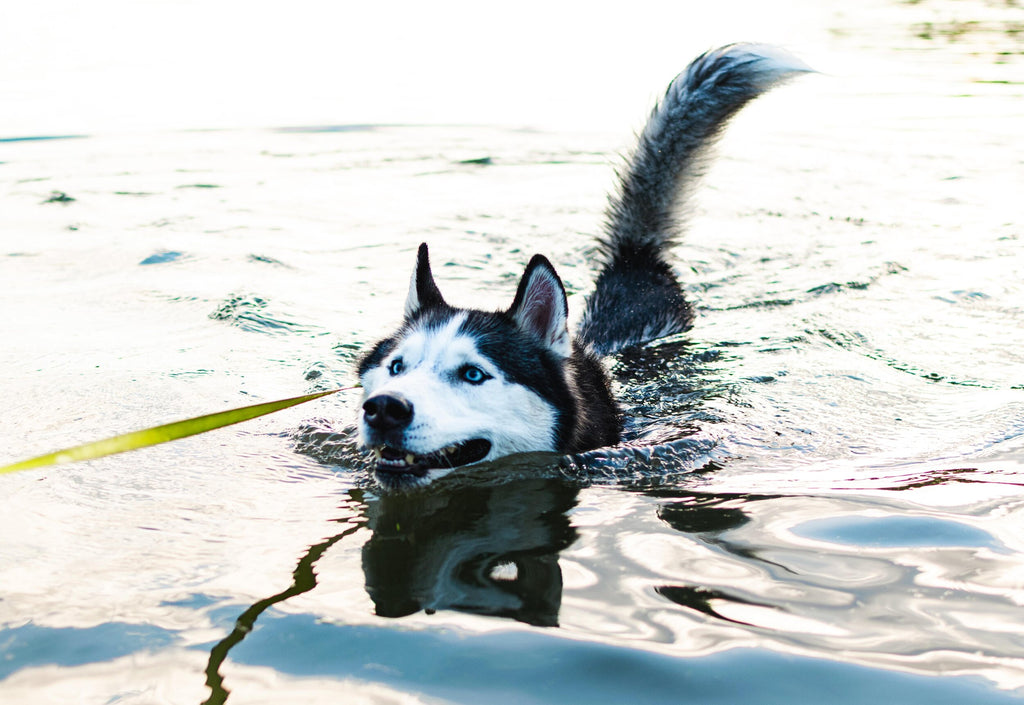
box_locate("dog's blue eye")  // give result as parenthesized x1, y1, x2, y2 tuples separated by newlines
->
(388, 358, 404, 375)
(460, 365, 488, 384)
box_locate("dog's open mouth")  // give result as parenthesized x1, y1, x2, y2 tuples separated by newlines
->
(371, 439, 492, 478)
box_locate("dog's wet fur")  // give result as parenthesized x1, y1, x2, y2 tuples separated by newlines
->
(357, 44, 810, 489)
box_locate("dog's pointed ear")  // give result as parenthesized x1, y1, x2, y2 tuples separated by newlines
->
(404, 243, 447, 319)
(508, 255, 571, 358)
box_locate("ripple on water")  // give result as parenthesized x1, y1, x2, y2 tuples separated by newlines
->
(208, 293, 322, 336)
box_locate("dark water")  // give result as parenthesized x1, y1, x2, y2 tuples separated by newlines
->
(2, 3, 1024, 703)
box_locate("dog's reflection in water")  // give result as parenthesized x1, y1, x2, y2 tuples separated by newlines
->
(361, 476, 580, 627)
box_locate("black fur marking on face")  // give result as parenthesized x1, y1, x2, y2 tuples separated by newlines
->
(456, 311, 622, 455)
(357, 336, 399, 377)
(457, 310, 577, 449)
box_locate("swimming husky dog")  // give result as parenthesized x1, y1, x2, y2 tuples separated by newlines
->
(358, 44, 809, 489)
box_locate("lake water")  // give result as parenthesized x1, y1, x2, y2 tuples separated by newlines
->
(2, 1, 1023, 703)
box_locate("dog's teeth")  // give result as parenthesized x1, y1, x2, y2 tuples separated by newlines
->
(373, 448, 382, 459)
(405, 454, 416, 465)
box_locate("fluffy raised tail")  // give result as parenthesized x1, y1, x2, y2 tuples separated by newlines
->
(578, 44, 812, 354)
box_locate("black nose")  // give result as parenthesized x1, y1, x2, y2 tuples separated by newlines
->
(362, 394, 414, 432)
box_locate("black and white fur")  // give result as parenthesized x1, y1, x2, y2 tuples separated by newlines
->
(358, 44, 810, 489)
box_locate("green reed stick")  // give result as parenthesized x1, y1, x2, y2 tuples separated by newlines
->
(0, 387, 353, 475)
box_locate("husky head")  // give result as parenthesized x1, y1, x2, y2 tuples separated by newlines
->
(357, 244, 575, 489)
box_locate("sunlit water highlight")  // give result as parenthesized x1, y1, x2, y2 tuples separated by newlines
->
(2, 1, 1024, 703)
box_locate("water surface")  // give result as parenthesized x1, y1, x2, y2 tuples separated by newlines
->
(2, 2, 1023, 703)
